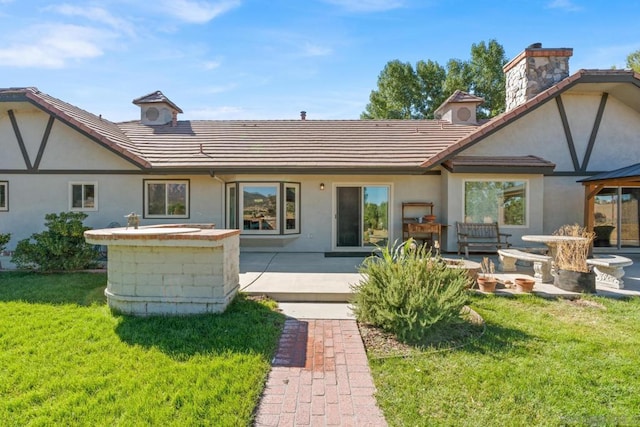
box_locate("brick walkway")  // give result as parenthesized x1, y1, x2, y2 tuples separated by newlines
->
(254, 319, 387, 426)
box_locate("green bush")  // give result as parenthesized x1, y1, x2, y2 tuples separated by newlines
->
(11, 212, 99, 272)
(351, 240, 469, 343)
(0, 233, 10, 253)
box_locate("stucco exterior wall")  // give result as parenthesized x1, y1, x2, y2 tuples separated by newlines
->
(0, 174, 223, 249)
(441, 171, 545, 253)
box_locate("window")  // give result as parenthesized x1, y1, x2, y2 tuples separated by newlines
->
(0, 181, 7, 211)
(144, 179, 189, 218)
(464, 180, 527, 226)
(227, 182, 300, 235)
(69, 182, 97, 211)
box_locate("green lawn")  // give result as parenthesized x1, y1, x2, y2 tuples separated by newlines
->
(370, 294, 640, 426)
(0, 272, 284, 426)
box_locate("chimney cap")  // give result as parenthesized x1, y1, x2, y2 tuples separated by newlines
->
(528, 42, 542, 49)
(300, 111, 307, 120)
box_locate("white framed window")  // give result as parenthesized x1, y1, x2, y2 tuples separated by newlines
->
(0, 181, 7, 211)
(144, 179, 189, 218)
(464, 180, 528, 226)
(284, 183, 300, 234)
(69, 182, 97, 211)
(226, 182, 300, 235)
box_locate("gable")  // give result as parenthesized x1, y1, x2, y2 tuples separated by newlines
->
(0, 106, 140, 172)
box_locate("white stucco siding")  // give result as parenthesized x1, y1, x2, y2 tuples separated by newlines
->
(562, 94, 601, 164)
(442, 171, 545, 253)
(543, 176, 585, 234)
(0, 174, 224, 250)
(586, 96, 640, 171)
(462, 102, 577, 171)
(0, 114, 28, 170)
(38, 120, 139, 170)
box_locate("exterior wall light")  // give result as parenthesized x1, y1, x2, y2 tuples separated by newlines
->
(320, 183, 325, 190)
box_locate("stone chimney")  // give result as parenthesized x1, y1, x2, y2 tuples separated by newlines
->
(503, 43, 573, 111)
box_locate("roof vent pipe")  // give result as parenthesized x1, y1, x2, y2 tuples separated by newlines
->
(300, 111, 306, 120)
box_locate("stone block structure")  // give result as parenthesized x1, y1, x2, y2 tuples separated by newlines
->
(85, 225, 240, 316)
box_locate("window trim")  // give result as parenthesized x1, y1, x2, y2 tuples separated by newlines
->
(0, 181, 7, 212)
(143, 179, 190, 219)
(239, 182, 281, 235)
(69, 181, 98, 212)
(283, 183, 301, 235)
(462, 179, 529, 228)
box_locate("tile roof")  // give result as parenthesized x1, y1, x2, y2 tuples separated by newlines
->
(132, 90, 183, 113)
(115, 119, 478, 173)
(443, 155, 556, 174)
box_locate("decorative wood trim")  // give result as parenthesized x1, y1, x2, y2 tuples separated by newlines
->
(580, 93, 608, 172)
(555, 96, 580, 172)
(33, 115, 55, 170)
(7, 109, 33, 170)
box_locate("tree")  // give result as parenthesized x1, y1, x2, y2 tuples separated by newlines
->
(362, 39, 507, 120)
(627, 50, 640, 72)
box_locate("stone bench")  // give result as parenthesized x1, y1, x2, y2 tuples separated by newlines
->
(586, 255, 633, 289)
(498, 248, 553, 283)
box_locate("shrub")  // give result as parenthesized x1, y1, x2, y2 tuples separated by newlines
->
(11, 212, 99, 272)
(351, 240, 469, 343)
(0, 233, 10, 253)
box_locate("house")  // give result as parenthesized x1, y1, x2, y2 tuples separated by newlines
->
(1, 44, 640, 255)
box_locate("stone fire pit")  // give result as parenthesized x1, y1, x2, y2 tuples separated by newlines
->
(84, 224, 240, 316)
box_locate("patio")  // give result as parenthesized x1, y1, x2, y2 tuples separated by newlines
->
(240, 252, 640, 309)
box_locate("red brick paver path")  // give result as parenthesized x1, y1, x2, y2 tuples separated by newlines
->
(254, 319, 387, 426)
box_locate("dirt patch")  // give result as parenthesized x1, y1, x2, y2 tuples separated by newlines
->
(565, 298, 607, 310)
(358, 306, 485, 359)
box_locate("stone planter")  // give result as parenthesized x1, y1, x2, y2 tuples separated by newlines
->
(514, 277, 535, 293)
(554, 269, 596, 293)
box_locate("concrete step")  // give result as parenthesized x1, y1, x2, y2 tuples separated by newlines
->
(276, 303, 355, 319)
(244, 288, 353, 303)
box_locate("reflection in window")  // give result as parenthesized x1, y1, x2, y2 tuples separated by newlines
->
(464, 181, 526, 226)
(227, 182, 300, 235)
(144, 180, 189, 218)
(69, 182, 97, 211)
(363, 186, 389, 247)
(242, 185, 278, 232)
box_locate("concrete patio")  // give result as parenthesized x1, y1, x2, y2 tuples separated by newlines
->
(240, 251, 640, 318)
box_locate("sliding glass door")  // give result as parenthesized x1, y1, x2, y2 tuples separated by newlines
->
(594, 187, 640, 248)
(335, 185, 389, 248)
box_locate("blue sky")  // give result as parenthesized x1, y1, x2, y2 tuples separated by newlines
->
(1, 0, 638, 122)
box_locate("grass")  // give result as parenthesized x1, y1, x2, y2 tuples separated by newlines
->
(0, 271, 285, 426)
(369, 294, 640, 426)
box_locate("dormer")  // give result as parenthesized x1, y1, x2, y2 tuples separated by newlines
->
(132, 90, 183, 126)
(433, 90, 484, 125)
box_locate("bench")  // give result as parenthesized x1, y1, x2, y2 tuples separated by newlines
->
(498, 248, 553, 283)
(586, 255, 633, 289)
(456, 222, 512, 258)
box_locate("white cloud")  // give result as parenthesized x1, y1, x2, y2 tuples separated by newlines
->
(159, 0, 241, 24)
(0, 24, 113, 68)
(203, 83, 237, 94)
(203, 60, 222, 70)
(48, 4, 136, 37)
(547, 0, 582, 12)
(303, 42, 333, 57)
(323, 0, 405, 12)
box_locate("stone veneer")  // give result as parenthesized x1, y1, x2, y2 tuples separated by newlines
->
(504, 46, 573, 111)
(85, 225, 240, 316)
